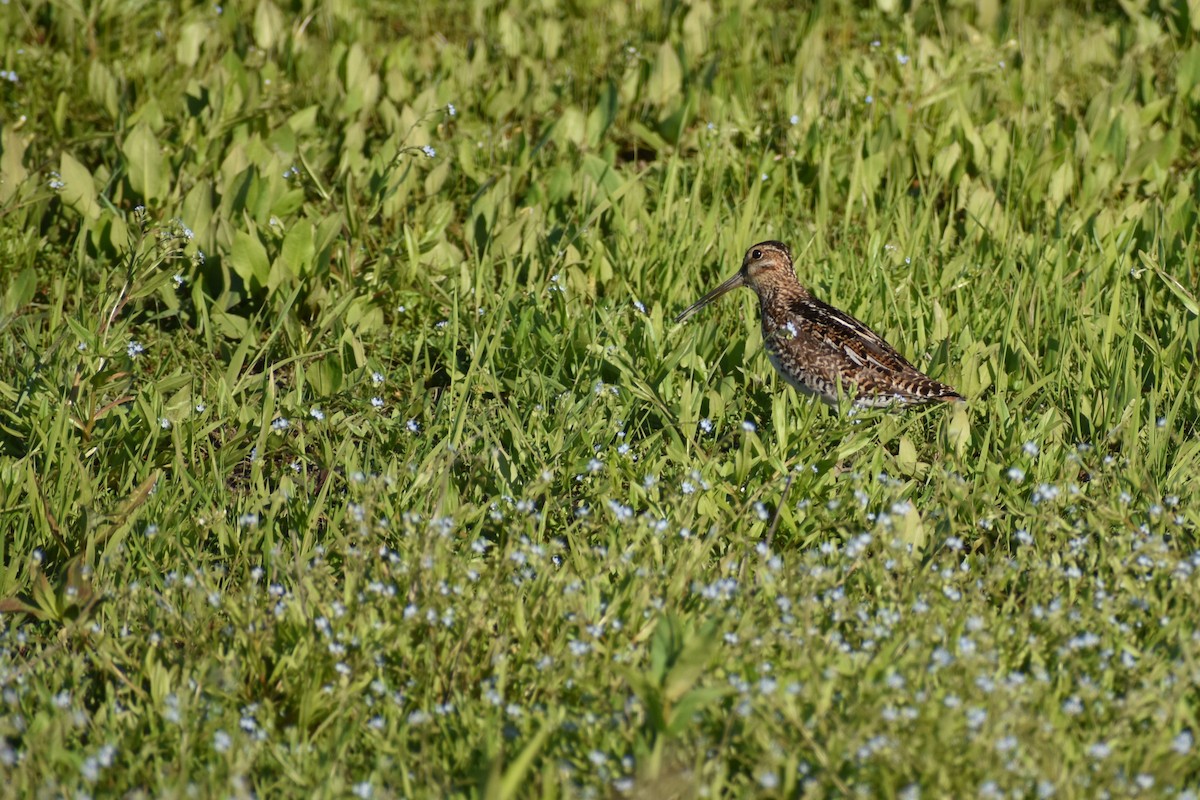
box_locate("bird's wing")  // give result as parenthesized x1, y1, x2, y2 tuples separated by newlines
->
(789, 295, 918, 375)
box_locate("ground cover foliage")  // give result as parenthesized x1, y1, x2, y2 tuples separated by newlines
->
(2, 0, 1200, 796)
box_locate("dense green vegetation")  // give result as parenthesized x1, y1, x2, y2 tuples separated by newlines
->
(2, 0, 1199, 796)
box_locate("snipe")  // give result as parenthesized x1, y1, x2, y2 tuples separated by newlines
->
(675, 241, 963, 407)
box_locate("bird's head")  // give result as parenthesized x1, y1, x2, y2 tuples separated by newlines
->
(674, 241, 795, 323)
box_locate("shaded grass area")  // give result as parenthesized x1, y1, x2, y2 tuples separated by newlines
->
(1, 0, 1199, 796)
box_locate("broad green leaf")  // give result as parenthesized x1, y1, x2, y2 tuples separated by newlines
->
(897, 435, 917, 475)
(424, 159, 450, 195)
(271, 189, 305, 219)
(2, 267, 36, 314)
(1047, 160, 1074, 208)
(942, 403, 971, 459)
(896, 502, 926, 551)
(230, 229, 271, 290)
(682, 1, 714, 61)
(1, 127, 29, 204)
(306, 357, 343, 395)
(287, 105, 320, 135)
(647, 42, 682, 107)
(278, 222, 315, 278)
(123, 122, 168, 203)
(177, 21, 206, 66)
(585, 82, 618, 148)
(496, 11, 522, 57)
(87, 60, 118, 119)
(181, 180, 215, 248)
(933, 140, 961, 180)
(557, 107, 586, 148)
(58, 152, 101, 220)
(340, 43, 375, 117)
(539, 17, 563, 59)
(254, 0, 285, 50)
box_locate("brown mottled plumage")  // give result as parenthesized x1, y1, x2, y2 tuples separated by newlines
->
(675, 241, 963, 407)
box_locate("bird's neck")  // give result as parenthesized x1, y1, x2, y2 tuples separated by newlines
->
(756, 280, 811, 312)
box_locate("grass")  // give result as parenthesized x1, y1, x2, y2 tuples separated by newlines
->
(1, 0, 1199, 796)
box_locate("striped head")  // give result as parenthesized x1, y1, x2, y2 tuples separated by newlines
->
(674, 241, 796, 323)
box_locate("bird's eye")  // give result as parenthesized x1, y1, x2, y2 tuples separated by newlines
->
(752, 249, 762, 260)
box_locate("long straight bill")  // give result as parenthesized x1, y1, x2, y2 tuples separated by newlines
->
(673, 272, 745, 323)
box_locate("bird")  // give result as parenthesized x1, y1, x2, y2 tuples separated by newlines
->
(674, 240, 963, 407)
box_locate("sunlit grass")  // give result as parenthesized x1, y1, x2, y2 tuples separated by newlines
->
(1, 0, 1198, 796)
